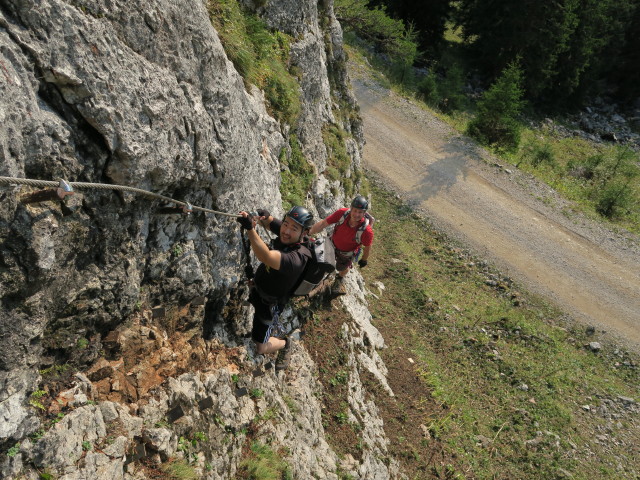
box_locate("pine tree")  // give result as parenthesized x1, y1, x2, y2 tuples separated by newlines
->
(455, 0, 580, 100)
(467, 62, 525, 152)
(368, 0, 453, 54)
(606, 1, 640, 100)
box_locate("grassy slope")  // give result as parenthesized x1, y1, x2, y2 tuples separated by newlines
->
(305, 181, 639, 479)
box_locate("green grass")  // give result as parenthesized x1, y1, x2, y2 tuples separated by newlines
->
(279, 134, 314, 209)
(207, 0, 300, 125)
(361, 181, 639, 479)
(514, 130, 640, 233)
(161, 458, 199, 480)
(323, 124, 356, 198)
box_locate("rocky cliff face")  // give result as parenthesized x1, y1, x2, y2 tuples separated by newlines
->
(0, 1, 396, 479)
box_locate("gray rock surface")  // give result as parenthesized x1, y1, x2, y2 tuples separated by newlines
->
(0, 0, 400, 479)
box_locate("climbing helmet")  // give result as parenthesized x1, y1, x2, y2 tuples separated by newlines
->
(285, 205, 314, 229)
(351, 195, 369, 210)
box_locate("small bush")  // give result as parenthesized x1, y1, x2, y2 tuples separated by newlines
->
(417, 74, 439, 105)
(567, 153, 605, 180)
(520, 140, 556, 168)
(595, 181, 634, 218)
(579, 147, 640, 219)
(335, 0, 419, 64)
(437, 64, 466, 113)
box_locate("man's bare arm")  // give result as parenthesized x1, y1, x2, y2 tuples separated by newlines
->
(309, 218, 329, 235)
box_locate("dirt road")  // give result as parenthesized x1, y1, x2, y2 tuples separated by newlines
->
(351, 72, 640, 349)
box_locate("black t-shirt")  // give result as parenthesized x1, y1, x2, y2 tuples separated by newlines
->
(254, 219, 310, 300)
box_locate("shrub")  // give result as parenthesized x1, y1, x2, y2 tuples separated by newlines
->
(417, 74, 439, 105)
(567, 153, 605, 180)
(566, 146, 639, 220)
(437, 63, 466, 112)
(520, 139, 556, 168)
(595, 181, 634, 218)
(591, 148, 639, 219)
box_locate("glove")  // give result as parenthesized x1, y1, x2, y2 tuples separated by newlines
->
(236, 215, 254, 230)
(256, 208, 270, 218)
(358, 259, 368, 268)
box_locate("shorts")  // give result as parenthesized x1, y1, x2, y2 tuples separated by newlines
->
(335, 250, 355, 272)
(248, 288, 284, 344)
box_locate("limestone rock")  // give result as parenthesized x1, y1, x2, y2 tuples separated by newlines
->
(0, 0, 407, 479)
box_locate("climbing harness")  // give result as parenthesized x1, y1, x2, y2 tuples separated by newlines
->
(0, 176, 237, 217)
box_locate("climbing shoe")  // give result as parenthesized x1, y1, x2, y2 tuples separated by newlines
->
(332, 276, 347, 296)
(275, 338, 292, 371)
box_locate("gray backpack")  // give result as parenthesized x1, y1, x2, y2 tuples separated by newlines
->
(291, 236, 336, 296)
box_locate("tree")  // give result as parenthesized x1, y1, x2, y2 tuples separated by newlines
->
(454, 0, 636, 107)
(368, 0, 454, 54)
(467, 62, 525, 152)
(550, 0, 635, 106)
(455, 0, 579, 98)
(605, 1, 640, 100)
(334, 0, 419, 63)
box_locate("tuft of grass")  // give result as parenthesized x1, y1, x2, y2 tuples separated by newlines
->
(39, 364, 70, 377)
(29, 390, 47, 411)
(161, 458, 198, 480)
(323, 124, 357, 198)
(249, 388, 264, 399)
(238, 441, 292, 480)
(7, 443, 20, 457)
(279, 134, 314, 209)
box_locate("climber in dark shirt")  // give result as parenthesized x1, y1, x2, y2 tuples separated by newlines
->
(237, 206, 314, 370)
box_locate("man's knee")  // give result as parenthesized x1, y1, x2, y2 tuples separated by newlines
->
(255, 341, 270, 355)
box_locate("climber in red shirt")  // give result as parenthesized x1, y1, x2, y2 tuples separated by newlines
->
(308, 195, 374, 295)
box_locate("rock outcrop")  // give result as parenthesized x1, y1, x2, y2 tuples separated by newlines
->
(0, 0, 395, 478)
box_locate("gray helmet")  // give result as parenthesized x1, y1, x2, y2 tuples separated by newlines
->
(285, 205, 314, 229)
(351, 195, 369, 210)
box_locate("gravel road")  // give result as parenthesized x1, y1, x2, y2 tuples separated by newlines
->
(351, 69, 640, 350)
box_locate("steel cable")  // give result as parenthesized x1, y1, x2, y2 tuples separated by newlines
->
(0, 175, 237, 217)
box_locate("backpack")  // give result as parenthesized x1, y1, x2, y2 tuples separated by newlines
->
(334, 209, 376, 245)
(291, 236, 336, 296)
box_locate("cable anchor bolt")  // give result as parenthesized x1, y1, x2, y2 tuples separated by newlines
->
(21, 179, 74, 205)
(56, 179, 74, 199)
